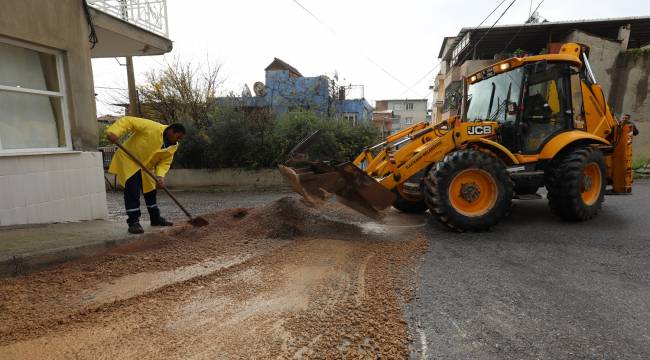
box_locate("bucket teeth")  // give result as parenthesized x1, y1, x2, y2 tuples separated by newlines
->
(278, 162, 396, 219)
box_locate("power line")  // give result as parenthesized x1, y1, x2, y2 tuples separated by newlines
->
(289, 0, 415, 95)
(398, 64, 440, 98)
(398, 0, 509, 98)
(476, 0, 510, 28)
(503, 0, 545, 51)
(455, 0, 518, 66)
(290, 0, 336, 35)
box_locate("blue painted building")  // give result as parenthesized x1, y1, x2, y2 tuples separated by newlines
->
(335, 98, 374, 125)
(238, 58, 373, 122)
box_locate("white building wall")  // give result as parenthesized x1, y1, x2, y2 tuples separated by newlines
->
(0, 152, 107, 226)
(387, 100, 428, 133)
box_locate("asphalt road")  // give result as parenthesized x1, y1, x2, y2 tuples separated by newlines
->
(409, 181, 650, 359)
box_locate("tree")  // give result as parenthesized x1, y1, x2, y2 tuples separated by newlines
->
(136, 58, 224, 128)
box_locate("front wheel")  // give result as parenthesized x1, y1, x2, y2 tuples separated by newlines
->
(546, 147, 606, 220)
(392, 190, 428, 214)
(423, 150, 513, 231)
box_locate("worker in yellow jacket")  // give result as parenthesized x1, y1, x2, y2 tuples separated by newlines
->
(106, 116, 185, 234)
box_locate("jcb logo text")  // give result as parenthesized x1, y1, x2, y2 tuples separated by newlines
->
(467, 125, 492, 135)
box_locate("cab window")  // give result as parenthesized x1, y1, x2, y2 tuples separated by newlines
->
(521, 64, 570, 153)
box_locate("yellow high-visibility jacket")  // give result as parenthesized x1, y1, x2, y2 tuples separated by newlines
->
(106, 116, 179, 193)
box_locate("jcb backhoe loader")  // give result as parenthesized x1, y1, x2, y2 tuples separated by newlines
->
(279, 43, 635, 231)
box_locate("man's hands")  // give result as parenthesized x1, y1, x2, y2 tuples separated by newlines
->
(156, 176, 165, 188)
(106, 133, 119, 144)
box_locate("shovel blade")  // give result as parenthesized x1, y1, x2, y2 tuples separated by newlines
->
(188, 216, 209, 227)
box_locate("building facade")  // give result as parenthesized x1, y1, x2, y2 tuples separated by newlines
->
(0, 0, 172, 226)
(374, 99, 428, 134)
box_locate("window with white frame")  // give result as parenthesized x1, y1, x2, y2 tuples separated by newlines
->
(406, 103, 414, 110)
(392, 104, 402, 111)
(0, 38, 70, 152)
(343, 113, 357, 125)
(405, 117, 413, 125)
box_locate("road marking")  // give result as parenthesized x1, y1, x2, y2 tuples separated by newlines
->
(441, 310, 467, 338)
(417, 326, 428, 359)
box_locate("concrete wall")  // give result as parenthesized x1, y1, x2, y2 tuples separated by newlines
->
(564, 30, 625, 106)
(164, 169, 288, 189)
(608, 49, 650, 159)
(0, 0, 109, 226)
(0, 0, 98, 150)
(0, 152, 107, 226)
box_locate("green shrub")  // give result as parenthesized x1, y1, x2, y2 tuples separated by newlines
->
(632, 157, 649, 170)
(97, 123, 111, 147)
(172, 109, 379, 169)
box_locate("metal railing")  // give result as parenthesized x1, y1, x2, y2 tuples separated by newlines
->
(88, 0, 169, 37)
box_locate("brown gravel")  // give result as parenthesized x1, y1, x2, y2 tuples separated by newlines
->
(0, 197, 427, 359)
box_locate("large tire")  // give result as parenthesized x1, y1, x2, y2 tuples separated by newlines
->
(392, 190, 428, 214)
(545, 147, 606, 220)
(424, 150, 513, 231)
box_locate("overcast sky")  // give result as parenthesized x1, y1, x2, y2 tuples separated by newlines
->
(92, 0, 646, 115)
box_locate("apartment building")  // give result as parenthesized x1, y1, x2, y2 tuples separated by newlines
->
(374, 99, 428, 134)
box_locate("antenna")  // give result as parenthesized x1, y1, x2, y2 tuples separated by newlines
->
(253, 81, 267, 97)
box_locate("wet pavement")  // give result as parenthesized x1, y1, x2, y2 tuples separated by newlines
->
(409, 180, 650, 359)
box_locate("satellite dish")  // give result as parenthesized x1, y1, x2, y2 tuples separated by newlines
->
(253, 81, 267, 97)
(242, 84, 252, 97)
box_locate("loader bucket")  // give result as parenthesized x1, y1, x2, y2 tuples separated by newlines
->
(278, 162, 396, 219)
(278, 164, 339, 205)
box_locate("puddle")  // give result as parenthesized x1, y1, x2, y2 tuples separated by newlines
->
(319, 212, 427, 235)
(82, 254, 252, 305)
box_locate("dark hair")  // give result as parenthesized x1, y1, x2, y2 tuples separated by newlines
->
(167, 123, 186, 134)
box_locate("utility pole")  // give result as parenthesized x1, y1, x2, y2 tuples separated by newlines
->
(120, 1, 138, 116)
(126, 56, 139, 116)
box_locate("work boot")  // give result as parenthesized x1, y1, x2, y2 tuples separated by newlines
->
(151, 217, 173, 227)
(128, 222, 145, 234)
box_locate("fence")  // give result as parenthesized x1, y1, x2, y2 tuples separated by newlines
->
(87, 0, 169, 37)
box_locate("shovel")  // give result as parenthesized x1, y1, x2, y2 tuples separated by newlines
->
(114, 141, 209, 227)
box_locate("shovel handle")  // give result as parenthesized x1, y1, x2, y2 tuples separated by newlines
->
(114, 141, 194, 220)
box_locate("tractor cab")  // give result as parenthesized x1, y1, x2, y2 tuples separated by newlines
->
(464, 55, 586, 156)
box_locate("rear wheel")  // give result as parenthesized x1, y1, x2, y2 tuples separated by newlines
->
(546, 147, 606, 220)
(424, 150, 513, 231)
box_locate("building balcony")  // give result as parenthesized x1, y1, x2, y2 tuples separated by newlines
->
(87, 0, 173, 58)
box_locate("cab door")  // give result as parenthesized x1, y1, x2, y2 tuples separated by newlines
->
(519, 63, 573, 154)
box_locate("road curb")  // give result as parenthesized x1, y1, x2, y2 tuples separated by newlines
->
(0, 233, 159, 278)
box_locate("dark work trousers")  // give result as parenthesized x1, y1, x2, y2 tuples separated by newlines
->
(124, 170, 160, 224)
